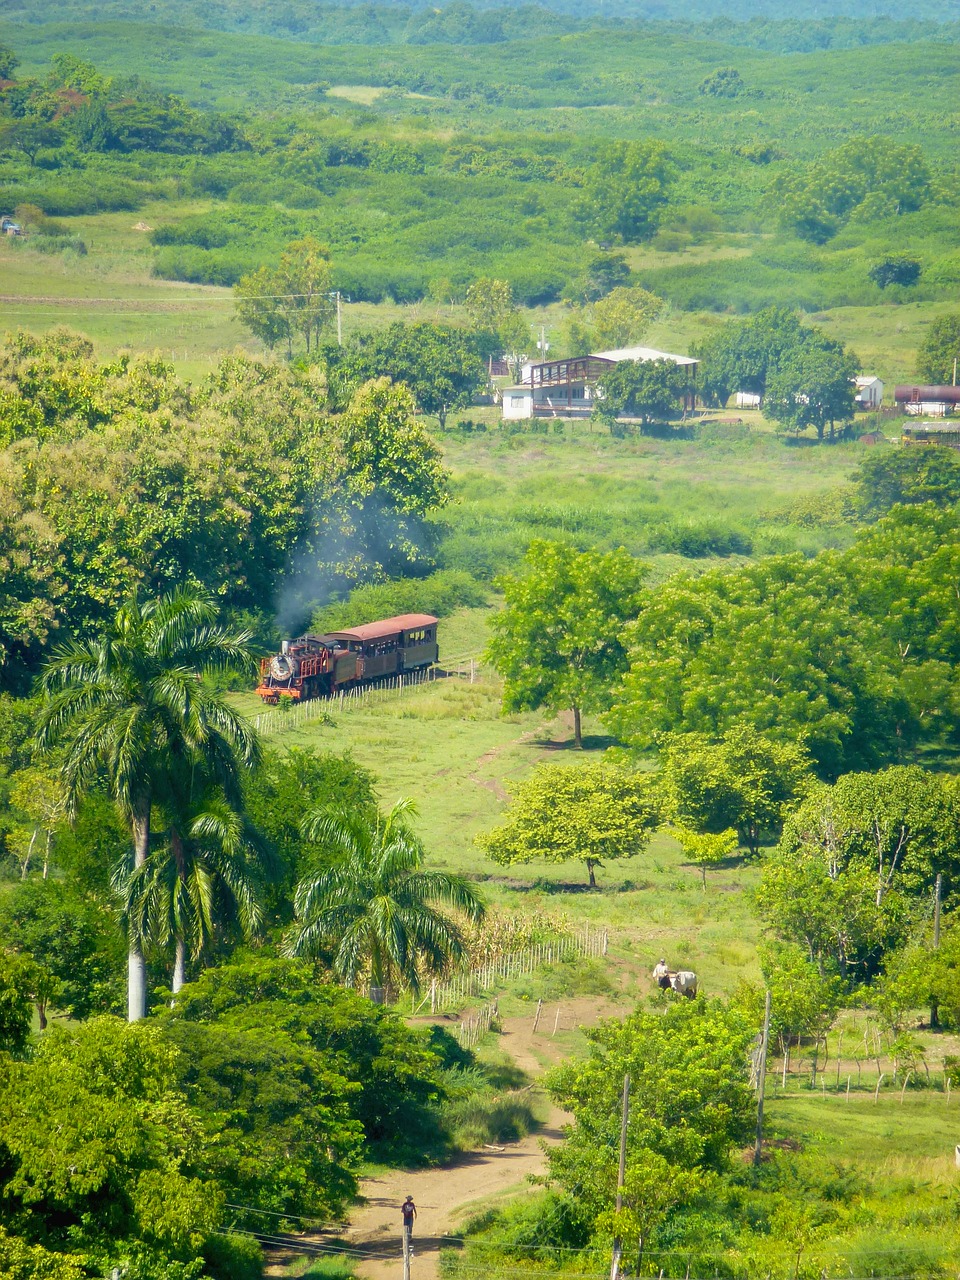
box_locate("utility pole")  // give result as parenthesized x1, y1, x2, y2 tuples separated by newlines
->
(402, 1227, 411, 1280)
(610, 1073, 630, 1280)
(753, 989, 771, 1167)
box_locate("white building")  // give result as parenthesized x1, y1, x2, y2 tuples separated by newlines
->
(854, 376, 884, 410)
(734, 391, 762, 409)
(500, 346, 698, 420)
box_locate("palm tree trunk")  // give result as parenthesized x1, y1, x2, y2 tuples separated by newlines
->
(128, 801, 150, 1022)
(172, 938, 186, 995)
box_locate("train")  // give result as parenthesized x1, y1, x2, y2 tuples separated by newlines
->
(256, 613, 440, 704)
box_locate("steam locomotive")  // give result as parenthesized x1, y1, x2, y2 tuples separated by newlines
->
(256, 613, 439, 704)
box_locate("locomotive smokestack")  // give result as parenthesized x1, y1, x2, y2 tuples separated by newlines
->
(281, 640, 289, 654)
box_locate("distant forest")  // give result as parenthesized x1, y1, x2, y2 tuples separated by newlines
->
(2, 1, 959, 46)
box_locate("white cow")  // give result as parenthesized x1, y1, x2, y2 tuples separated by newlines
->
(670, 970, 698, 999)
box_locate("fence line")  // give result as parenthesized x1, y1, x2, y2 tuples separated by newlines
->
(250, 665, 435, 737)
(410, 925, 609, 1024)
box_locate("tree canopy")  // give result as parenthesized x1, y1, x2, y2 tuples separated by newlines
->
(478, 761, 660, 887)
(487, 540, 647, 747)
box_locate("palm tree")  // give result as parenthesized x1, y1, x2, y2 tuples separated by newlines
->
(36, 588, 261, 1020)
(286, 798, 484, 998)
(119, 786, 265, 994)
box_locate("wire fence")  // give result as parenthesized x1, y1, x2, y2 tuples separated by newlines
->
(410, 925, 609, 1021)
(250, 661, 485, 737)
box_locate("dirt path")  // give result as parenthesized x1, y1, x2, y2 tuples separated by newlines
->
(343, 997, 623, 1280)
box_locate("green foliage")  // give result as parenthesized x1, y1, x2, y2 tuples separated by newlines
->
(168, 954, 452, 1163)
(324, 324, 486, 427)
(698, 67, 745, 97)
(0, 1018, 223, 1262)
(487, 539, 647, 744)
(593, 357, 691, 429)
(763, 340, 859, 440)
(36, 587, 261, 1019)
(235, 236, 333, 356)
(590, 286, 664, 350)
(544, 1000, 755, 1253)
(242, 748, 377, 915)
(0, 878, 125, 1020)
(878, 915, 960, 1029)
(916, 311, 960, 382)
(852, 445, 960, 517)
(287, 797, 485, 993)
(574, 139, 673, 243)
(310, 570, 486, 636)
(672, 825, 738, 889)
(756, 941, 842, 1048)
(0, 337, 452, 679)
(608, 504, 960, 776)
(0, 952, 33, 1055)
(776, 136, 932, 244)
(868, 255, 921, 288)
(779, 766, 960, 906)
(660, 726, 814, 856)
(478, 761, 660, 886)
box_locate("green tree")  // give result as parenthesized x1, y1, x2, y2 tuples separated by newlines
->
(0, 44, 20, 80)
(780, 766, 960, 907)
(464, 277, 526, 351)
(868, 256, 920, 289)
(478, 761, 660, 888)
(35, 589, 260, 1021)
(487, 540, 647, 748)
(853, 446, 960, 518)
(167, 954, 451, 1163)
(673, 825, 738, 890)
(661, 725, 813, 856)
(575, 139, 672, 243)
(693, 306, 808, 407)
(764, 340, 859, 441)
(286, 798, 484, 996)
(329, 322, 485, 427)
(235, 236, 333, 356)
(757, 941, 841, 1055)
(593, 357, 690, 430)
(545, 1000, 755, 1256)
(756, 841, 905, 984)
(878, 917, 960, 1030)
(0, 877, 125, 1021)
(0, 952, 34, 1055)
(591, 286, 664, 350)
(0, 1018, 223, 1265)
(0, 120, 63, 166)
(567, 252, 631, 304)
(917, 312, 960, 384)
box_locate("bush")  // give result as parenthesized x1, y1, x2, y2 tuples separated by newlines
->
(203, 1234, 262, 1280)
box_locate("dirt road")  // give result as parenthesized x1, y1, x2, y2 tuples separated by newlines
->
(338, 997, 622, 1280)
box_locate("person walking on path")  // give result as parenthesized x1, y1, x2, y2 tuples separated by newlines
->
(401, 1195, 417, 1250)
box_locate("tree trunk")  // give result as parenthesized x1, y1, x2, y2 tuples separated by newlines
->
(128, 801, 150, 1022)
(42, 830, 52, 880)
(172, 938, 186, 995)
(586, 858, 597, 888)
(700, 864, 707, 891)
(572, 705, 583, 749)
(37, 1001, 47, 1031)
(21, 828, 39, 880)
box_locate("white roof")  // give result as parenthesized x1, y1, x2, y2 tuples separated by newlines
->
(591, 346, 698, 366)
(855, 376, 882, 387)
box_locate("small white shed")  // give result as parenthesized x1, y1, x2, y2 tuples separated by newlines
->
(854, 376, 884, 410)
